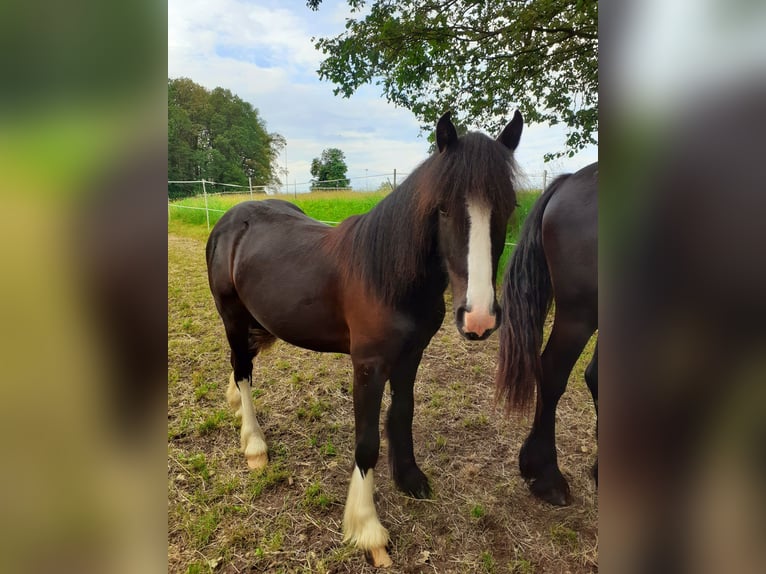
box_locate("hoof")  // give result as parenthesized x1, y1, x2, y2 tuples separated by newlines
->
(397, 469, 432, 500)
(246, 452, 268, 470)
(365, 546, 392, 568)
(528, 476, 572, 506)
(395, 466, 432, 499)
(243, 435, 268, 470)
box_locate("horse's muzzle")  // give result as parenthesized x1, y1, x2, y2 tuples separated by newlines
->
(456, 304, 500, 341)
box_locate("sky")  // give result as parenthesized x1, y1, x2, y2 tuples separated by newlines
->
(168, 0, 598, 193)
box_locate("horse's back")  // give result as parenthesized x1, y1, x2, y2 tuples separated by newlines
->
(206, 199, 350, 351)
(542, 163, 598, 314)
(207, 200, 314, 291)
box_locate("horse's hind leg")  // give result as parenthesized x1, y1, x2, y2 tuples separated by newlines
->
(585, 340, 598, 485)
(220, 303, 274, 470)
(520, 311, 594, 505)
(387, 350, 431, 499)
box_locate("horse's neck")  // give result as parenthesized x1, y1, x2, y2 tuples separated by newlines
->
(341, 189, 445, 305)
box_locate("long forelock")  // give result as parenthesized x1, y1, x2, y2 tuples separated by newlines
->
(417, 132, 518, 220)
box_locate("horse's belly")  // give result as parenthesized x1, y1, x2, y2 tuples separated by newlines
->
(245, 295, 351, 355)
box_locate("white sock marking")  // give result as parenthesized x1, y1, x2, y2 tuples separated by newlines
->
(342, 467, 390, 551)
(226, 373, 242, 417)
(234, 374, 268, 468)
(466, 199, 494, 316)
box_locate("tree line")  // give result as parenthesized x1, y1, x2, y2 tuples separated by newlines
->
(168, 77, 285, 199)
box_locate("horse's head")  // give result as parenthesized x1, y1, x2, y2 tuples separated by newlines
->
(433, 111, 523, 341)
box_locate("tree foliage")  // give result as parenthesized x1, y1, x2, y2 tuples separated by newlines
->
(310, 148, 351, 190)
(308, 0, 597, 158)
(168, 77, 283, 198)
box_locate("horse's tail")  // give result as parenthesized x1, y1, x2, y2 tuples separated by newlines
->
(495, 174, 571, 412)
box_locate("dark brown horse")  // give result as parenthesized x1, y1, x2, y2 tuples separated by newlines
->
(495, 162, 598, 506)
(206, 111, 523, 566)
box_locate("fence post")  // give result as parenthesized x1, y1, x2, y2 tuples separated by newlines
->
(542, 170, 547, 191)
(248, 176, 253, 199)
(202, 179, 210, 231)
(393, 169, 397, 190)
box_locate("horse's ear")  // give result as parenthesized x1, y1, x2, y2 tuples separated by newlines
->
(436, 111, 458, 152)
(498, 110, 523, 151)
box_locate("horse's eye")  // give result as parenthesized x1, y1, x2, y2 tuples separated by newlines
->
(438, 206, 449, 217)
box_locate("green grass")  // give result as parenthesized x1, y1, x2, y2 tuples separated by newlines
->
(297, 398, 330, 421)
(550, 523, 579, 550)
(480, 551, 497, 573)
(247, 463, 290, 499)
(187, 509, 221, 547)
(304, 481, 333, 510)
(320, 438, 337, 457)
(470, 504, 486, 519)
(168, 189, 541, 280)
(462, 414, 489, 429)
(194, 379, 217, 401)
(167, 190, 388, 229)
(179, 452, 211, 482)
(510, 558, 535, 573)
(168, 227, 598, 572)
(197, 410, 230, 435)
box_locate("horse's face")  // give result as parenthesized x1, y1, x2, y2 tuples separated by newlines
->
(435, 111, 523, 341)
(438, 197, 512, 340)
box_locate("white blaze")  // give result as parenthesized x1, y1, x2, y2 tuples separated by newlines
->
(466, 199, 494, 315)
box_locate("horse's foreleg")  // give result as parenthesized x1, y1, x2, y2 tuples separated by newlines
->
(585, 341, 598, 485)
(387, 350, 431, 498)
(343, 358, 391, 568)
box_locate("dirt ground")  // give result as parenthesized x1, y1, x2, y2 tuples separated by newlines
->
(168, 233, 597, 573)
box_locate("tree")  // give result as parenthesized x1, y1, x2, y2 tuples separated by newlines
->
(307, 0, 597, 158)
(168, 77, 284, 198)
(310, 148, 351, 190)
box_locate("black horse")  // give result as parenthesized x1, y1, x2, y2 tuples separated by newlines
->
(206, 111, 523, 566)
(495, 162, 598, 506)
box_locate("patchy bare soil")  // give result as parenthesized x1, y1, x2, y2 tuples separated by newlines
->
(168, 233, 597, 573)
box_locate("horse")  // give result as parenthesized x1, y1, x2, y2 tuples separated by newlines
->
(495, 162, 598, 506)
(205, 111, 523, 567)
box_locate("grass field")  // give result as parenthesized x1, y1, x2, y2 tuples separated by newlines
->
(167, 189, 540, 279)
(168, 190, 597, 573)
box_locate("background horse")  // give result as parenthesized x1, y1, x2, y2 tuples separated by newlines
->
(206, 111, 523, 566)
(495, 162, 598, 506)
